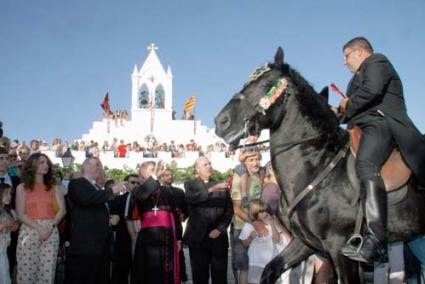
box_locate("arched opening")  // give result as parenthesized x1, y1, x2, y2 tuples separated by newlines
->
(138, 84, 149, 108)
(155, 84, 165, 109)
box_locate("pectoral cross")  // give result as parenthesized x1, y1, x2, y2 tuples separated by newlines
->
(152, 205, 159, 216)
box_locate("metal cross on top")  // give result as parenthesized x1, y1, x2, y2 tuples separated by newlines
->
(147, 43, 158, 51)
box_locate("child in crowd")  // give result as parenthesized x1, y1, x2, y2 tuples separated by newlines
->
(239, 199, 292, 284)
(0, 183, 13, 284)
(261, 161, 281, 216)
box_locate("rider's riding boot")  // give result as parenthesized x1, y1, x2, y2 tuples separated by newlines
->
(341, 178, 388, 264)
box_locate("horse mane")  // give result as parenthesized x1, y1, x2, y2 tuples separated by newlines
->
(273, 63, 348, 150)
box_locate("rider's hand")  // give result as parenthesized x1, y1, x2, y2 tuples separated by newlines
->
(339, 98, 349, 112)
(331, 106, 339, 114)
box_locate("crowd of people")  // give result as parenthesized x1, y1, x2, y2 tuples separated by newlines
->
(0, 136, 236, 161)
(0, 134, 334, 284)
(102, 109, 129, 126)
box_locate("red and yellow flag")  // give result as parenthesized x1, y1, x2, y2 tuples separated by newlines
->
(184, 95, 196, 113)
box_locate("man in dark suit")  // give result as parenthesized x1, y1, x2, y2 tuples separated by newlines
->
(338, 37, 425, 264)
(65, 157, 125, 284)
(184, 157, 234, 284)
(0, 147, 21, 202)
(109, 174, 140, 284)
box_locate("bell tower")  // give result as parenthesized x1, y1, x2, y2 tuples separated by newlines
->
(131, 43, 173, 125)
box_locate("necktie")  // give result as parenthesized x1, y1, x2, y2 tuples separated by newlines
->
(0, 177, 5, 184)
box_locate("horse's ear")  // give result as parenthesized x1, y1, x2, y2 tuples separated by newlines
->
(274, 47, 284, 66)
(318, 86, 329, 104)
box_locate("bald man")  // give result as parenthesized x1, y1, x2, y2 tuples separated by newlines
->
(184, 157, 234, 284)
(65, 157, 125, 284)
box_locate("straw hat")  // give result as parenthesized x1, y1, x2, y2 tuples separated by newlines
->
(238, 150, 261, 163)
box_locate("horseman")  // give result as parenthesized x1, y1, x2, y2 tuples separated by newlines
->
(337, 37, 425, 264)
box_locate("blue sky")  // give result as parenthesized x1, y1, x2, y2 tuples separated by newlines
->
(1, 0, 424, 144)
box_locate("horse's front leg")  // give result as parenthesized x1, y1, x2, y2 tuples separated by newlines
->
(260, 237, 315, 284)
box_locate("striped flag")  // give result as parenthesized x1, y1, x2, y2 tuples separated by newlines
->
(184, 95, 196, 113)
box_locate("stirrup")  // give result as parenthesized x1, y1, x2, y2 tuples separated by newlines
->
(341, 234, 387, 264)
(345, 234, 364, 252)
(341, 234, 370, 264)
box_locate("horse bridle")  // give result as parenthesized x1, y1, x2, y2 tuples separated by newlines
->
(234, 76, 349, 219)
(234, 76, 319, 151)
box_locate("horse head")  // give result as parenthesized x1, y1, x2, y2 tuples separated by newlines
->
(215, 47, 337, 148)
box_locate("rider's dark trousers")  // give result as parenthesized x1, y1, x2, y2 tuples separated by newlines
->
(354, 115, 395, 181)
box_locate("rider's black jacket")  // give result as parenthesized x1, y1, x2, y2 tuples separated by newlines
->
(344, 53, 425, 185)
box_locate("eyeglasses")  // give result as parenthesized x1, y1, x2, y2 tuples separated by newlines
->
(9, 154, 17, 158)
(343, 49, 356, 60)
(130, 181, 140, 185)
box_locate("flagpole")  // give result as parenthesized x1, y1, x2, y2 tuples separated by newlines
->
(107, 111, 111, 134)
(152, 105, 155, 133)
(150, 98, 154, 133)
(193, 105, 197, 135)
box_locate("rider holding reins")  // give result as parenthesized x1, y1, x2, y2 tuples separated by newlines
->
(336, 37, 425, 264)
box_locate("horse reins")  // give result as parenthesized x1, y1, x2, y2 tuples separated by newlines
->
(237, 76, 350, 220)
(286, 144, 349, 217)
(232, 138, 270, 150)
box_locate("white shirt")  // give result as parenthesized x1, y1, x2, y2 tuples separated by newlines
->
(239, 221, 290, 268)
(0, 173, 12, 186)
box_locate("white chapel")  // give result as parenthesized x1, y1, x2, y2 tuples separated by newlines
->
(81, 44, 221, 147)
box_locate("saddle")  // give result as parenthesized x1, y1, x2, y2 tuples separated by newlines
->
(348, 126, 411, 192)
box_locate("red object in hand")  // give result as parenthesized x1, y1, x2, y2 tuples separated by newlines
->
(330, 83, 346, 98)
(227, 176, 233, 189)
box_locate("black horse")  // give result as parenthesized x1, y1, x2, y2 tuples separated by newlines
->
(215, 47, 425, 283)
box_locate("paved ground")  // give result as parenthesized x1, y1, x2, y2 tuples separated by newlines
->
(55, 247, 236, 284)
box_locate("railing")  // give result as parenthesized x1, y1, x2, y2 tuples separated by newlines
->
(42, 150, 258, 172)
